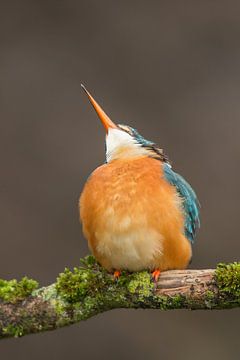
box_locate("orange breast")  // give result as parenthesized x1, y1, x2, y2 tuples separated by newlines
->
(79, 157, 191, 272)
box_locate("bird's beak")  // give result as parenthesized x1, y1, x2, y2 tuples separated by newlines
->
(81, 84, 118, 133)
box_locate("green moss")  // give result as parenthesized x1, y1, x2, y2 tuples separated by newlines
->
(55, 258, 112, 304)
(80, 255, 98, 268)
(215, 262, 240, 297)
(127, 271, 153, 301)
(56, 267, 93, 302)
(204, 290, 216, 309)
(55, 257, 156, 315)
(55, 301, 66, 316)
(169, 294, 185, 308)
(0, 277, 39, 303)
(157, 296, 172, 310)
(150, 293, 186, 310)
(205, 290, 215, 299)
(2, 324, 24, 338)
(56, 264, 113, 322)
(55, 256, 194, 314)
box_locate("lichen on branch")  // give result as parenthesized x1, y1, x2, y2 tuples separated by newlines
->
(0, 256, 239, 340)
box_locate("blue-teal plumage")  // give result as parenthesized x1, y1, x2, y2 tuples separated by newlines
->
(163, 163, 200, 243)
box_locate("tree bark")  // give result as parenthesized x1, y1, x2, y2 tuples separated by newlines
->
(0, 258, 239, 339)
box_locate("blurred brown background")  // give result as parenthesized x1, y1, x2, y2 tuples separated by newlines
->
(0, 1, 240, 359)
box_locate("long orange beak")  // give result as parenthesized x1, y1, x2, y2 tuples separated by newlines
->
(81, 84, 118, 133)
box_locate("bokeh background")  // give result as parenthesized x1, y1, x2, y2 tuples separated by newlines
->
(0, 1, 240, 359)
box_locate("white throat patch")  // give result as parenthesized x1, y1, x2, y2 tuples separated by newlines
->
(106, 128, 148, 162)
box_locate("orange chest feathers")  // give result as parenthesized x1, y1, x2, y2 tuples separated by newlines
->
(79, 157, 191, 272)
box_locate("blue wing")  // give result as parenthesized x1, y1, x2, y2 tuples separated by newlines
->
(163, 163, 200, 243)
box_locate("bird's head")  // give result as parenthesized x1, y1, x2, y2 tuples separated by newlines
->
(81, 85, 168, 163)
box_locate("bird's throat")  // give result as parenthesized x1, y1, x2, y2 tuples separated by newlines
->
(106, 128, 149, 162)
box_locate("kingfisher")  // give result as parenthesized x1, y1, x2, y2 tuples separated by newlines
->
(79, 85, 200, 281)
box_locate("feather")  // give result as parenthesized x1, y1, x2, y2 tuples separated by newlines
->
(163, 163, 200, 243)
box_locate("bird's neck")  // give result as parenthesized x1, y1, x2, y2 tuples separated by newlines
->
(106, 145, 151, 162)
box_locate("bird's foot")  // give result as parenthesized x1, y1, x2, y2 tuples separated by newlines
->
(151, 269, 161, 282)
(113, 270, 121, 280)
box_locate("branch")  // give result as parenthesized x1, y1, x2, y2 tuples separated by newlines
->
(0, 256, 239, 339)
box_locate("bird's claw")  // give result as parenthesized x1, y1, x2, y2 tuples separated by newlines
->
(151, 269, 161, 282)
(113, 270, 121, 280)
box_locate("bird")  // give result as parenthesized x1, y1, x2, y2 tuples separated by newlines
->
(79, 85, 200, 281)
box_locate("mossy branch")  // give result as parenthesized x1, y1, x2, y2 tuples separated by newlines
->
(0, 256, 239, 339)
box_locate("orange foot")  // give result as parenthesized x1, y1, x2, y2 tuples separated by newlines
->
(113, 270, 121, 280)
(151, 269, 161, 282)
